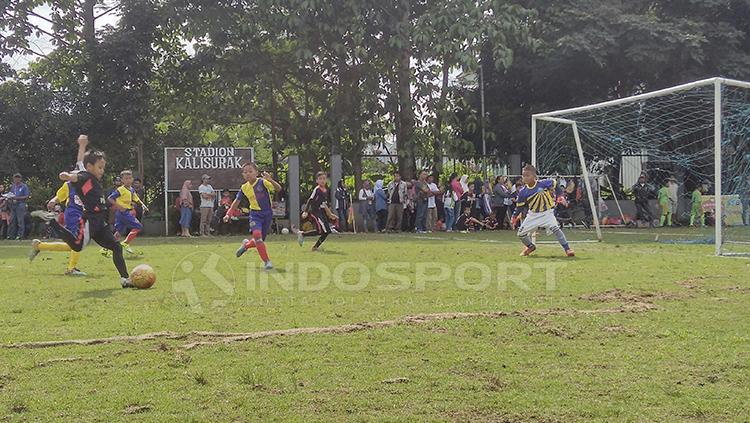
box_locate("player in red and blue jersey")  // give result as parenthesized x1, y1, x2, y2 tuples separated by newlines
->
(223, 162, 282, 270)
(511, 165, 575, 257)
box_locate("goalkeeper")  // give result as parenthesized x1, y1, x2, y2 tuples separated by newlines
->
(511, 165, 575, 257)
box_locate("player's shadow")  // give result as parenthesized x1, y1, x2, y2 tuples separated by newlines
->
(77, 287, 119, 299)
(316, 250, 345, 255)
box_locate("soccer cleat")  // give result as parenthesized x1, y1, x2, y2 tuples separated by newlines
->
(236, 239, 250, 258)
(120, 277, 135, 288)
(64, 268, 87, 277)
(520, 245, 536, 256)
(121, 242, 134, 254)
(29, 239, 41, 262)
(565, 249, 575, 257)
(35, 211, 57, 223)
(264, 261, 274, 271)
(100, 248, 112, 258)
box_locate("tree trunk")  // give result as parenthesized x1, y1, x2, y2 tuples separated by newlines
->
(395, 0, 415, 180)
(433, 57, 450, 183)
(82, 0, 99, 132)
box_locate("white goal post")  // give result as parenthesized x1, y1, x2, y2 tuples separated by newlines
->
(531, 77, 750, 256)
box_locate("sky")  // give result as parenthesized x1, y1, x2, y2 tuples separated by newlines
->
(3, 3, 120, 71)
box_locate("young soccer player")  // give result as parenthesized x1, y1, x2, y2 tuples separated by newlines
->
(29, 135, 89, 276)
(658, 180, 672, 227)
(223, 162, 282, 270)
(296, 172, 337, 251)
(49, 149, 134, 287)
(511, 164, 575, 257)
(690, 184, 705, 227)
(108, 170, 148, 253)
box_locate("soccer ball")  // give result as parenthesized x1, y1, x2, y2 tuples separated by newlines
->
(130, 264, 156, 289)
(281, 227, 290, 234)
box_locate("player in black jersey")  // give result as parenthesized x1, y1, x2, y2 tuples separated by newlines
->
(49, 150, 134, 288)
(296, 172, 337, 251)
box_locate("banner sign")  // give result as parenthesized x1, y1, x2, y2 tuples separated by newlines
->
(700, 194, 743, 226)
(165, 147, 254, 191)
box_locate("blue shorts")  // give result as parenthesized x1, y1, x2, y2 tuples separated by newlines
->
(248, 210, 273, 240)
(114, 209, 143, 234)
(64, 208, 84, 237)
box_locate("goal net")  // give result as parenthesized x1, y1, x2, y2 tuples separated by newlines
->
(532, 78, 750, 256)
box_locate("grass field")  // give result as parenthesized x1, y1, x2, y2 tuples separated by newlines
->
(1, 229, 748, 422)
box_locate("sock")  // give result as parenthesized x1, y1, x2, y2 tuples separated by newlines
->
(124, 229, 140, 244)
(68, 251, 81, 271)
(666, 213, 672, 226)
(39, 242, 71, 252)
(519, 234, 534, 248)
(111, 243, 129, 278)
(313, 233, 329, 249)
(660, 214, 665, 226)
(251, 230, 269, 263)
(550, 226, 570, 251)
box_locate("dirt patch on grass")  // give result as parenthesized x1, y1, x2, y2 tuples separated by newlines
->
(122, 404, 151, 414)
(580, 288, 684, 304)
(446, 410, 563, 423)
(1, 304, 657, 351)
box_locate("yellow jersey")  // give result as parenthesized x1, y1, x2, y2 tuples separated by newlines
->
(109, 185, 141, 210)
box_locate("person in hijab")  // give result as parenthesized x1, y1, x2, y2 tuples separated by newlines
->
(374, 179, 388, 232)
(179, 180, 194, 237)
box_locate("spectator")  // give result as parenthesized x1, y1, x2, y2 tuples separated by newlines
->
(402, 180, 416, 232)
(454, 207, 472, 232)
(215, 189, 234, 235)
(471, 177, 484, 219)
(133, 177, 145, 221)
(414, 170, 430, 233)
(335, 180, 350, 232)
(743, 175, 750, 226)
(198, 174, 215, 236)
(425, 174, 441, 232)
(374, 179, 388, 232)
(443, 181, 457, 232)
(179, 180, 194, 237)
(492, 176, 510, 229)
(386, 171, 407, 232)
(358, 180, 375, 232)
(7, 173, 30, 240)
(0, 184, 8, 238)
(502, 178, 515, 228)
(448, 173, 463, 229)
(690, 184, 705, 227)
(457, 174, 470, 215)
(632, 175, 654, 226)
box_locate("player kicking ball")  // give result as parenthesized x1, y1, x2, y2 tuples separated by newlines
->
(49, 149, 135, 287)
(108, 170, 148, 255)
(511, 165, 575, 257)
(295, 172, 337, 251)
(223, 162, 282, 270)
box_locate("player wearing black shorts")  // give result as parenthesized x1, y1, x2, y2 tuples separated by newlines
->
(296, 172, 336, 251)
(50, 150, 134, 287)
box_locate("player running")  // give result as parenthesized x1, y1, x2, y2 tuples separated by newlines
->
(223, 162, 282, 270)
(108, 169, 148, 254)
(296, 172, 337, 251)
(511, 165, 575, 257)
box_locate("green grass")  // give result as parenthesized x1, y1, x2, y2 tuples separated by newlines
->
(0, 229, 748, 421)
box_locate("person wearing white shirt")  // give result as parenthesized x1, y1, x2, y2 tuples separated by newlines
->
(198, 175, 216, 236)
(358, 180, 375, 232)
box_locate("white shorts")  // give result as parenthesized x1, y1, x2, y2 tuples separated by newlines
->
(518, 209, 558, 237)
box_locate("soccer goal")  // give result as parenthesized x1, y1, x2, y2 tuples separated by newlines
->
(532, 77, 750, 256)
